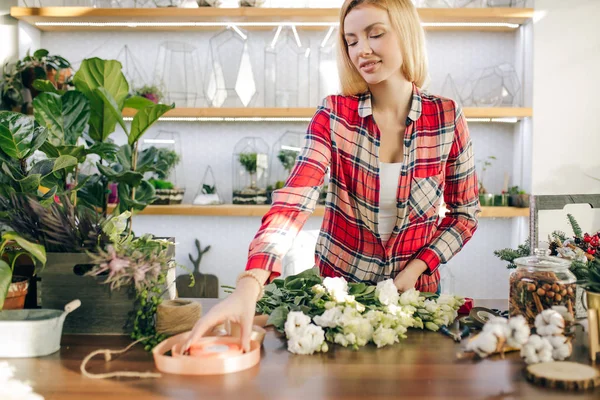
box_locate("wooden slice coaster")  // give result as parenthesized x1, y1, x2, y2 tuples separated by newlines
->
(525, 361, 600, 391)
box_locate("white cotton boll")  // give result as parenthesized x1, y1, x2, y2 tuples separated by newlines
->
(551, 305, 574, 323)
(535, 309, 565, 336)
(466, 332, 499, 358)
(547, 335, 572, 361)
(373, 326, 399, 348)
(506, 315, 531, 348)
(376, 279, 399, 306)
(0, 362, 15, 382)
(0, 363, 44, 400)
(482, 318, 510, 339)
(284, 311, 311, 339)
(314, 307, 343, 328)
(399, 288, 421, 306)
(520, 334, 554, 364)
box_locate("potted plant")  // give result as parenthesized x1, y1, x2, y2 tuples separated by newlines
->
(507, 185, 530, 208)
(192, 165, 223, 205)
(477, 155, 496, 206)
(0, 231, 47, 310)
(0, 49, 72, 114)
(133, 85, 164, 104)
(143, 147, 185, 205)
(267, 148, 298, 203)
(232, 138, 269, 205)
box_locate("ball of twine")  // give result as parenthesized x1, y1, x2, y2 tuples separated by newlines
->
(156, 299, 202, 337)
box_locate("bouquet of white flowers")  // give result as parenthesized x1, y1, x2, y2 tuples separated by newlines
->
(254, 268, 465, 355)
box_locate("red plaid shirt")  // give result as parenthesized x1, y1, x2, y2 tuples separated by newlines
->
(246, 84, 480, 292)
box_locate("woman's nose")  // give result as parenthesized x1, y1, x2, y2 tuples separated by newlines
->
(358, 42, 373, 57)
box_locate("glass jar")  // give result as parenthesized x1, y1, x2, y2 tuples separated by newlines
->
(509, 249, 577, 326)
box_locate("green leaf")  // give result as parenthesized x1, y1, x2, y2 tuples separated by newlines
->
(116, 179, 155, 214)
(39, 186, 58, 206)
(97, 163, 143, 185)
(32, 79, 64, 95)
(29, 155, 77, 178)
(128, 104, 173, 146)
(349, 282, 367, 295)
(33, 49, 49, 59)
(77, 174, 105, 209)
(136, 146, 159, 175)
(18, 174, 42, 193)
(0, 111, 49, 160)
(266, 305, 289, 331)
(124, 96, 157, 110)
(2, 232, 47, 266)
(86, 142, 119, 161)
(0, 259, 12, 310)
(116, 144, 132, 171)
(94, 87, 128, 135)
(33, 91, 90, 145)
(73, 58, 129, 142)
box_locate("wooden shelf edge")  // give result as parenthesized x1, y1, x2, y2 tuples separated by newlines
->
(107, 204, 528, 218)
(122, 107, 532, 119)
(11, 7, 534, 31)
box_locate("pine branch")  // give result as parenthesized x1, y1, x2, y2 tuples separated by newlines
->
(494, 238, 530, 269)
(567, 213, 582, 238)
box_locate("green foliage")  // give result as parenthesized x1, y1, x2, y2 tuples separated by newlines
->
(567, 213, 583, 239)
(202, 184, 215, 194)
(238, 152, 257, 174)
(0, 230, 47, 309)
(476, 155, 496, 194)
(149, 178, 174, 190)
(277, 149, 298, 172)
(578, 257, 600, 294)
(507, 186, 526, 195)
(493, 238, 531, 269)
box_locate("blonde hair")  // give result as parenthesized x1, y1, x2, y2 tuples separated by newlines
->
(337, 0, 428, 96)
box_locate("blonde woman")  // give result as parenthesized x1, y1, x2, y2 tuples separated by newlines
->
(184, 0, 480, 352)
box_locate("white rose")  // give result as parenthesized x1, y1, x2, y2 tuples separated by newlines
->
(323, 277, 350, 303)
(287, 324, 325, 355)
(334, 332, 349, 347)
(284, 311, 311, 339)
(311, 284, 326, 295)
(399, 288, 421, 306)
(376, 279, 399, 306)
(520, 334, 553, 364)
(314, 307, 343, 328)
(373, 326, 399, 348)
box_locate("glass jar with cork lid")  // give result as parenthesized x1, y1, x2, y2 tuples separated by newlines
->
(509, 249, 577, 326)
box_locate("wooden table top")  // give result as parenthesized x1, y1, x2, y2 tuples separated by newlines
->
(4, 299, 600, 400)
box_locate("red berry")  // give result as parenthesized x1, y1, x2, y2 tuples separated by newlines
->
(584, 236, 592, 243)
(587, 248, 596, 255)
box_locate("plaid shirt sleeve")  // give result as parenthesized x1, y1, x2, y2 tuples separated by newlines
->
(245, 99, 332, 281)
(414, 106, 481, 273)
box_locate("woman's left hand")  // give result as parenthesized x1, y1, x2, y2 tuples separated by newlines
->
(393, 260, 428, 291)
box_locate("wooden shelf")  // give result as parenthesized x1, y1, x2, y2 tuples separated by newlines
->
(11, 7, 534, 32)
(122, 107, 533, 120)
(111, 204, 528, 218)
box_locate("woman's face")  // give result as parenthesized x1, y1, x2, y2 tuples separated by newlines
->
(343, 4, 404, 86)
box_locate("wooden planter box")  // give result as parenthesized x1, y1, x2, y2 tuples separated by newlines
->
(38, 240, 175, 334)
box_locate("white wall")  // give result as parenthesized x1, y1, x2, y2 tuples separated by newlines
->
(532, 0, 600, 243)
(0, 0, 19, 65)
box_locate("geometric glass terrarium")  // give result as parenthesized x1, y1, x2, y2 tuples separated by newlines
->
(140, 130, 186, 205)
(205, 27, 257, 108)
(267, 131, 304, 203)
(462, 63, 521, 107)
(232, 137, 269, 205)
(154, 41, 206, 107)
(318, 27, 340, 100)
(193, 165, 224, 206)
(265, 26, 310, 107)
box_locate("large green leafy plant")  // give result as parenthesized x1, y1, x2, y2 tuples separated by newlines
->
(33, 57, 173, 221)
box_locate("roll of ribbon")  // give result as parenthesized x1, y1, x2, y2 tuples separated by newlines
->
(152, 325, 266, 376)
(156, 299, 202, 337)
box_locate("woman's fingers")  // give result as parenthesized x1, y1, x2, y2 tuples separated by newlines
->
(180, 309, 227, 355)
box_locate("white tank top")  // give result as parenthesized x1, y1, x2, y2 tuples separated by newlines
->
(378, 162, 402, 244)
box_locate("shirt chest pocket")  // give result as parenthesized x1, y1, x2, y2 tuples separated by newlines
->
(408, 173, 443, 220)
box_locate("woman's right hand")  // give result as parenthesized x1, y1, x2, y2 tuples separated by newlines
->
(180, 276, 263, 354)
